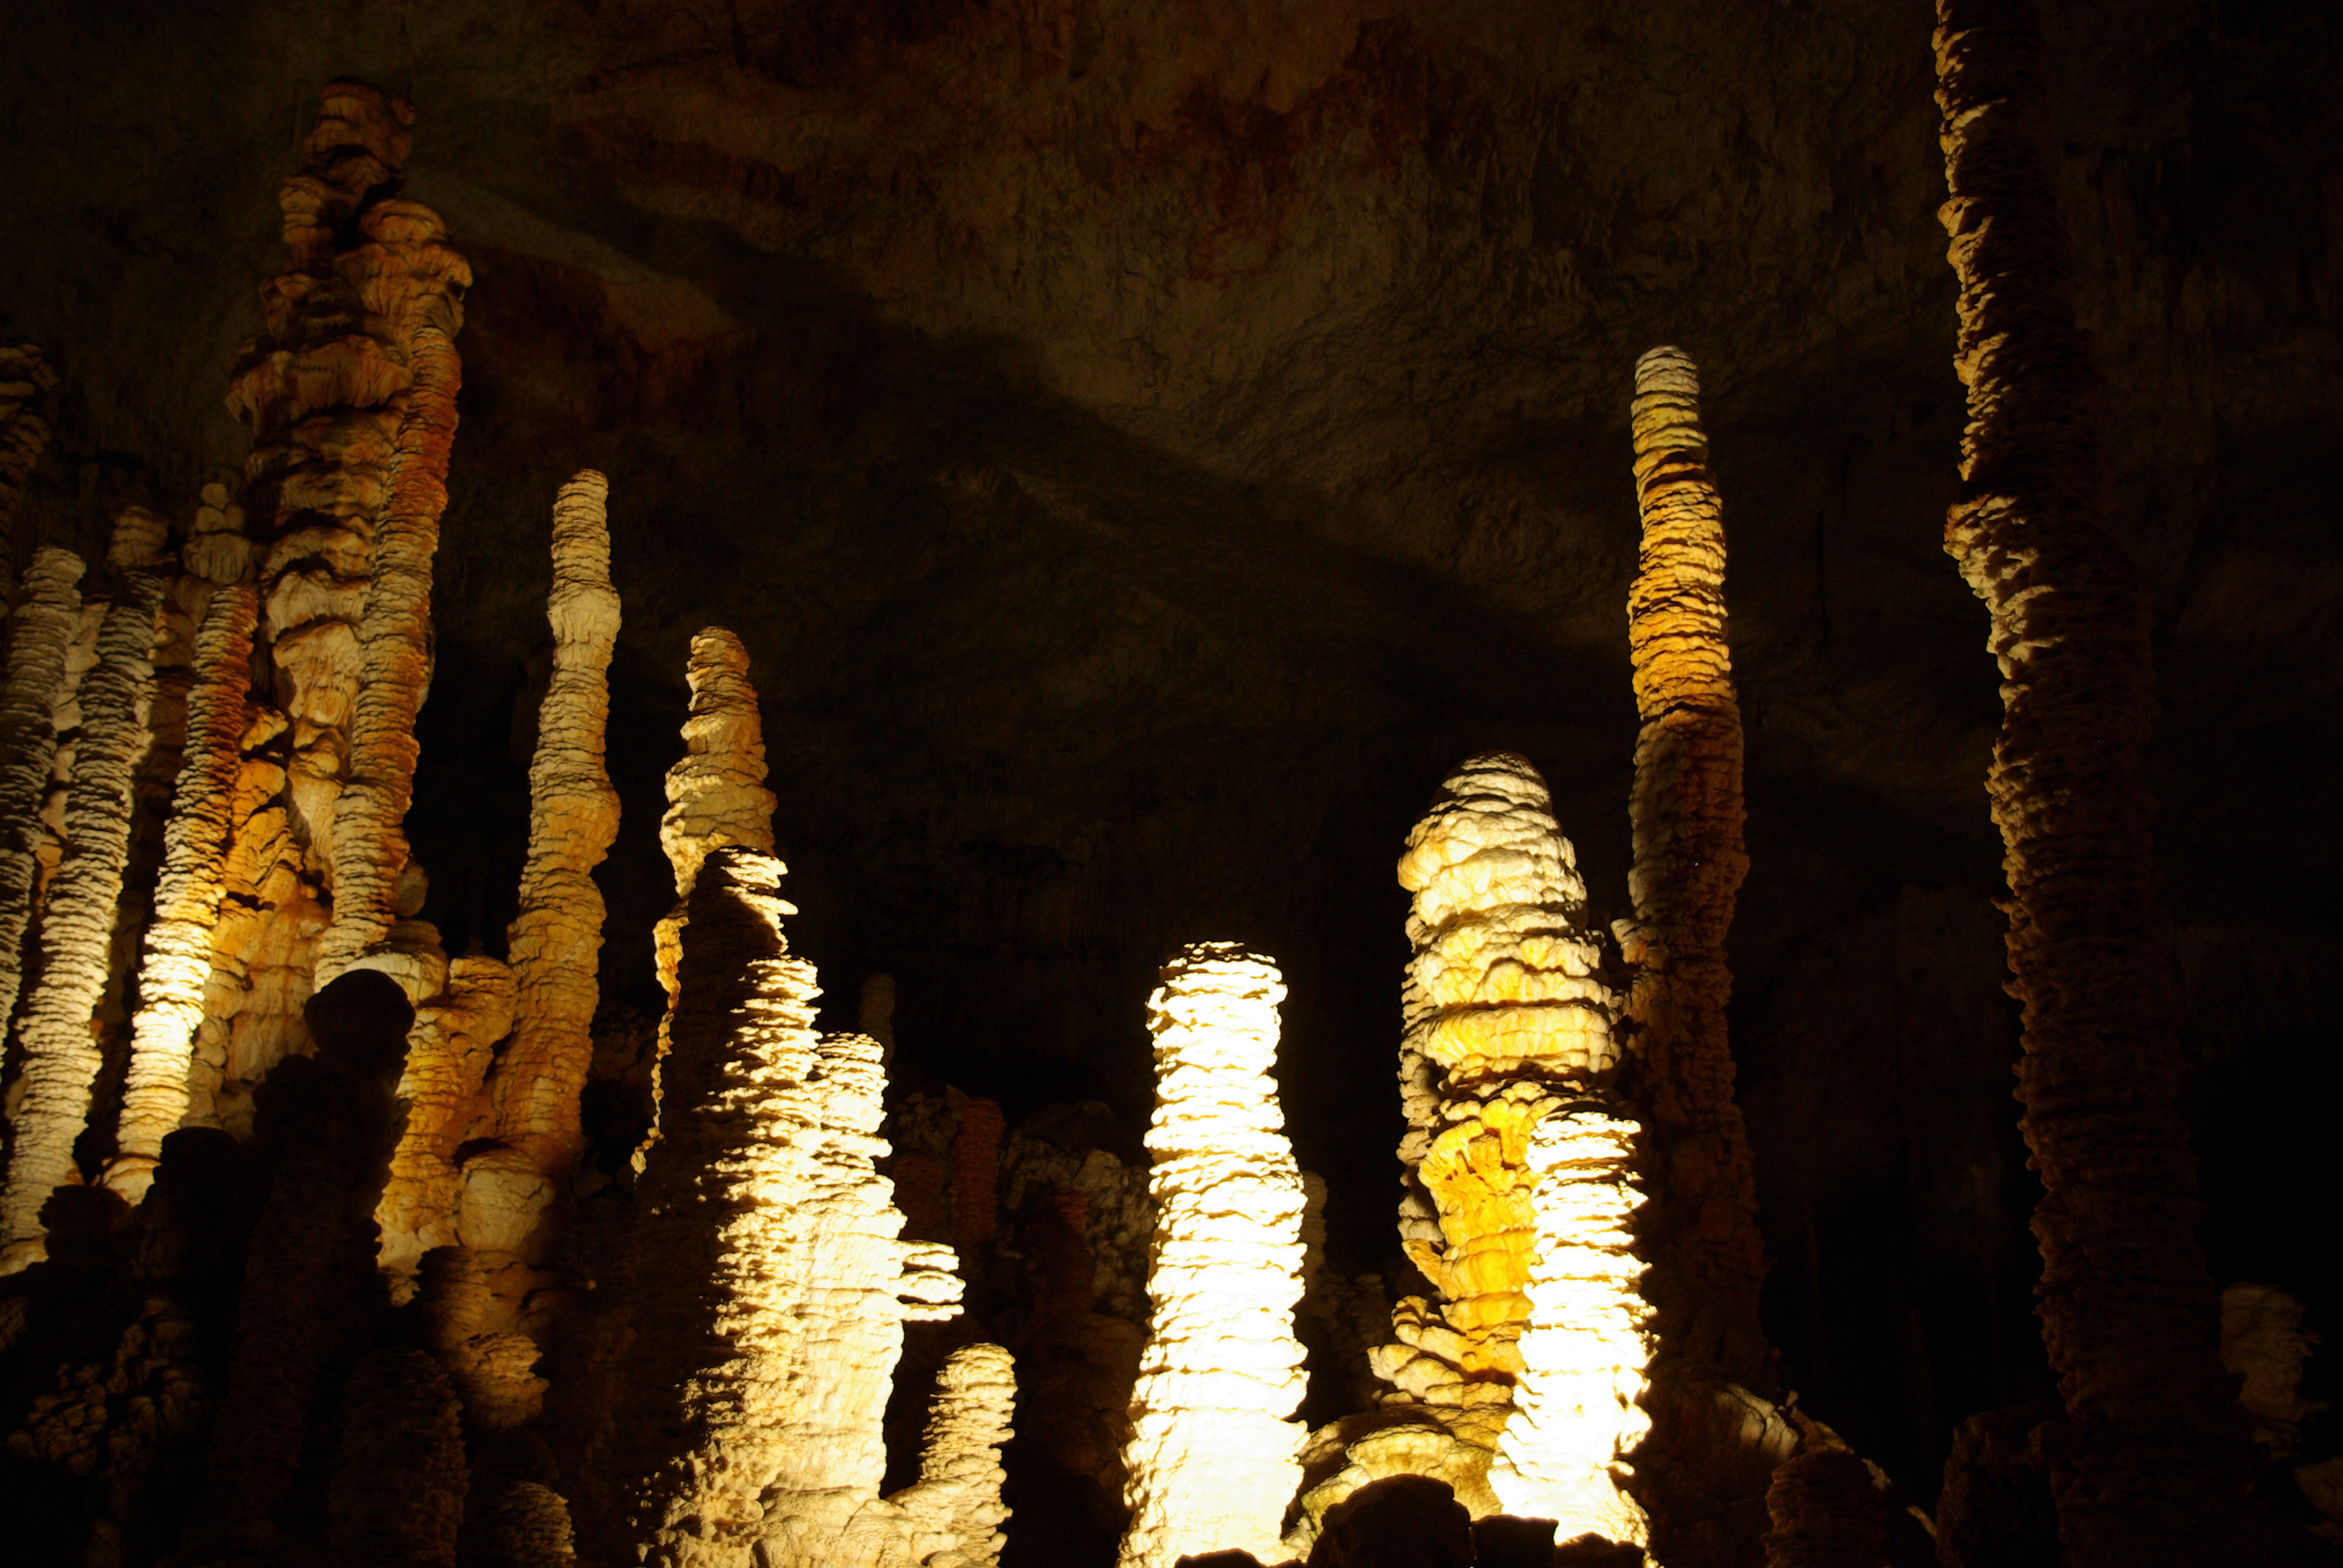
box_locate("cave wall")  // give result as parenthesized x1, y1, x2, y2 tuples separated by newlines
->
(2, 0, 2339, 1500)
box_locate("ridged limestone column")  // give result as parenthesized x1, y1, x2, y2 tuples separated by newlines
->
(0, 512, 168, 1270)
(0, 547, 84, 1038)
(1117, 943, 1306, 1568)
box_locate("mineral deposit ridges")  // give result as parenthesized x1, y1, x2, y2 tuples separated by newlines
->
(1117, 942, 1306, 1568)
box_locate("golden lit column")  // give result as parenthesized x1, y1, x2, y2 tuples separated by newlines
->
(1933, 2, 2244, 1558)
(1620, 345, 1771, 1385)
(0, 512, 168, 1269)
(891, 1343, 1018, 1568)
(0, 546, 84, 1044)
(1117, 943, 1308, 1568)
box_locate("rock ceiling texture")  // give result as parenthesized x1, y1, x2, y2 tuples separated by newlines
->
(2, 0, 2341, 1523)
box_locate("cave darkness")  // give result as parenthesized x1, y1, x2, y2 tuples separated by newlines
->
(4, 0, 2342, 1540)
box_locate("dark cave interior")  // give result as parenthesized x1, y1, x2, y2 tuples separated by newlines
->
(1, 0, 2341, 1561)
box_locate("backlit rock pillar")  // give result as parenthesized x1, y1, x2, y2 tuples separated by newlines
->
(1619, 345, 1771, 1386)
(620, 848, 960, 1568)
(467, 471, 622, 1266)
(1116, 943, 1306, 1568)
(109, 573, 260, 1199)
(0, 343, 56, 598)
(0, 512, 168, 1270)
(1933, 2, 2244, 1558)
(0, 546, 84, 1039)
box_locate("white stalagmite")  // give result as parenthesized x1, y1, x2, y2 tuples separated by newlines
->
(108, 578, 260, 1197)
(620, 847, 962, 1568)
(1117, 942, 1307, 1568)
(0, 546, 85, 1039)
(0, 512, 169, 1269)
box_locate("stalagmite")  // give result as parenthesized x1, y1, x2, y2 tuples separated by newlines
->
(476, 471, 621, 1236)
(377, 957, 517, 1276)
(1933, 3, 2244, 1558)
(888, 1342, 1018, 1568)
(108, 578, 260, 1198)
(0, 512, 168, 1270)
(0, 343, 57, 598)
(658, 626, 776, 897)
(1760, 1431, 1890, 1568)
(1618, 345, 1769, 1385)
(326, 1347, 470, 1567)
(1116, 942, 1307, 1568)
(617, 847, 961, 1568)
(0, 546, 84, 1037)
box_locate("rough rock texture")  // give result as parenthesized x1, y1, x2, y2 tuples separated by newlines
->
(1758, 1437, 1889, 1568)
(0, 513, 168, 1270)
(326, 1347, 470, 1568)
(2218, 1282, 2323, 1457)
(888, 1341, 1018, 1568)
(615, 847, 960, 1568)
(376, 957, 518, 1278)
(657, 627, 776, 900)
(1933, 2, 2249, 1558)
(0, 546, 84, 1041)
(485, 470, 622, 1183)
(108, 579, 260, 1198)
(0, 343, 55, 598)
(1118, 943, 1306, 1568)
(1366, 756, 1621, 1468)
(1932, 1405, 2061, 1568)
(1617, 346, 1768, 1391)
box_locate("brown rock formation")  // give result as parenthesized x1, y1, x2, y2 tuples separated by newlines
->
(108, 578, 260, 1198)
(326, 1347, 470, 1568)
(0, 545, 84, 1040)
(1758, 1431, 1889, 1568)
(1617, 345, 1768, 1388)
(376, 958, 517, 1278)
(1933, 2, 2247, 1557)
(0, 343, 57, 599)
(1, 513, 168, 1270)
(484, 471, 621, 1183)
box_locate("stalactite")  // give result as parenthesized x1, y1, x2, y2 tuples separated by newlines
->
(1617, 345, 1769, 1387)
(0, 545, 84, 1039)
(0, 343, 57, 599)
(617, 848, 960, 1568)
(0, 513, 168, 1271)
(1933, 3, 2246, 1557)
(1116, 942, 1306, 1568)
(470, 471, 621, 1258)
(326, 1347, 470, 1568)
(890, 1342, 1018, 1568)
(108, 579, 260, 1198)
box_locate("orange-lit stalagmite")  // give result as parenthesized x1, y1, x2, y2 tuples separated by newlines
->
(1619, 345, 1771, 1388)
(0, 513, 169, 1269)
(1933, 2, 2245, 1558)
(0, 546, 84, 1044)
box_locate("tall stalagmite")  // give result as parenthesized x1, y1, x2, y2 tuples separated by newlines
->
(0, 546, 84, 1040)
(109, 576, 260, 1198)
(618, 847, 962, 1568)
(0, 343, 56, 596)
(1932, 2, 2244, 1557)
(465, 471, 621, 1269)
(1366, 754, 1649, 1549)
(211, 77, 470, 1102)
(1117, 943, 1306, 1568)
(1617, 345, 1769, 1388)
(0, 512, 168, 1270)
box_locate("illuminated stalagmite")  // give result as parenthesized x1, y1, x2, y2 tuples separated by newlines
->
(658, 626, 776, 897)
(376, 956, 516, 1276)
(1618, 345, 1768, 1385)
(1360, 755, 1650, 1548)
(880, 1343, 1018, 1568)
(212, 78, 469, 1094)
(0, 546, 83, 1040)
(1933, 2, 2244, 1557)
(0, 344, 56, 595)
(464, 471, 622, 1269)
(109, 571, 260, 1198)
(0, 512, 168, 1269)
(1116, 943, 1306, 1568)
(618, 847, 963, 1568)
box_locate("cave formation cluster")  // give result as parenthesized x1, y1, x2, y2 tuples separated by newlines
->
(0, 3, 2326, 1567)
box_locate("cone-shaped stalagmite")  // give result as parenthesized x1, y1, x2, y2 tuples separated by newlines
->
(1932, 2, 2244, 1557)
(1117, 944, 1308, 1568)
(108, 578, 259, 1198)
(0, 546, 84, 1039)
(890, 1342, 1018, 1568)
(474, 472, 621, 1240)
(0, 343, 57, 597)
(1618, 346, 1769, 1387)
(0, 512, 168, 1270)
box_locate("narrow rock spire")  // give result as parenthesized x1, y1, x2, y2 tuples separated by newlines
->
(1117, 942, 1306, 1568)
(0, 546, 84, 1040)
(1619, 345, 1770, 1385)
(0, 512, 168, 1270)
(893, 1342, 1018, 1568)
(658, 626, 776, 899)
(1932, 2, 2246, 1558)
